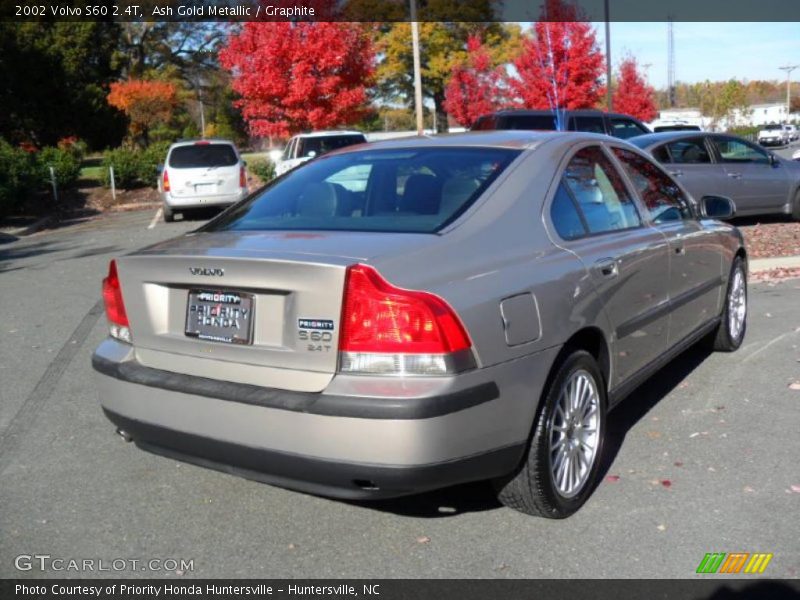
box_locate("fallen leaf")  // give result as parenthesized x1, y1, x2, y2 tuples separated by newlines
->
(708, 467, 717, 472)
(765, 313, 773, 318)
(689, 432, 700, 438)
(288, 543, 296, 550)
(673, 461, 684, 467)
(789, 382, 800, 391)
(661, 479, 672, 488)
(657, 524, 666, 532)
(743, 486, 755, 493)
(416, 536, 431, 544)
(790, 485, 800, 494)
(605, 475, 620, 482)
(647, 431, 662, 439)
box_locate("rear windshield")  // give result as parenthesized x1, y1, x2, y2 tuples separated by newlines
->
(204, 147, 520, 234)
(169, 144, 238, 168)
(763, 124, 783, 131)
(297, 135, 366, 157)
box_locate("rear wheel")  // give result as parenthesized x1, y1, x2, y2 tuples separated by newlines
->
(791, 190, 800, 221)
(710, 256, 747, 352)
(494, 350, 607, 518)
(163, 205, 175, 223)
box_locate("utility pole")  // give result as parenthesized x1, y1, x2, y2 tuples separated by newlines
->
(667, 18, 675, 107)
(604, 0, 612, 111)
(410, 0, 424, 136)
(779, 65, 798, 122)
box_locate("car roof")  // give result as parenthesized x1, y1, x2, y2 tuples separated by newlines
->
(293, 131, 365, 138)
(169, 139, 238, 149)
(479, 109, 639, 120)
(325, 130, 624, 155)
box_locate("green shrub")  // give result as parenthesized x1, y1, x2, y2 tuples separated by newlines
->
(248, 158, 275, 183)
(101, 147, 143, 189)
(37, 146, 81, 189)
(0, 139, 39, 217)
(138, 141, 171, 185)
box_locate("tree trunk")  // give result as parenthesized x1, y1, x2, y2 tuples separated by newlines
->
(433, 91, 449, 133)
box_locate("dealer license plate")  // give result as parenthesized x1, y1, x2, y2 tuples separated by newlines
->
(185, 289, 254, 345)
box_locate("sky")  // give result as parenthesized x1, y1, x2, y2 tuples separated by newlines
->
(588, 22, 800, 88)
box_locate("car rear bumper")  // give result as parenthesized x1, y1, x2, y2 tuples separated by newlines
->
(92, 340, 555, 499)
(161, 190, 247, 209)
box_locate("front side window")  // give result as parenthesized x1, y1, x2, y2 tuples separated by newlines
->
(609, 118, 648, 140)
(665, 138, 712, 164)
(612, 147, 693, 223)
(711, 137, 769, 165)
(562, 146, 641, 234)
(168, 144, 238, 169)
(204, 147, 520, 234)
(297, 135, 366, 158)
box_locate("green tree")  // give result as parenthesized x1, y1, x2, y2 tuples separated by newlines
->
(374, 11, 519, 132)
(0, 22, 125, 148)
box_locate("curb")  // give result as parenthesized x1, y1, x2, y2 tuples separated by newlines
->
(0, 214, 55, 238)
(749, 255, 800, 273)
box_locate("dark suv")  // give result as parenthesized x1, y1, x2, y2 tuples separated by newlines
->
(471, 110, 651, 140)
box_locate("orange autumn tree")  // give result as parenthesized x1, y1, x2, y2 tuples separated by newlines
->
(107, 79, 177, 146)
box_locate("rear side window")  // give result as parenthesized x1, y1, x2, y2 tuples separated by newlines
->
(550, 183, 587, 240)
(205, 147, 520, 234)
(504, 115, 557, 130)
(562, 146, 641, 234)
(665, 138, 711, 164)
(609, 118, 648, 140)
(569, 116, 606, 134)
(168, 144, 238, 168)
(612, 147, 693, 223)
(297, 135, 366, 158)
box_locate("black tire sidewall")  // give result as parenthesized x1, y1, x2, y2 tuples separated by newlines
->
(531, 351, 607, 516)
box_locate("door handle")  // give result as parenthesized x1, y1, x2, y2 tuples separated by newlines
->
(668, 170, 683, 177)
(594, 258, 619, 278)
(727, 172, 742, 179)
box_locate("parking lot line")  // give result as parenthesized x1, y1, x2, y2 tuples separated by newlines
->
(147, 208, 163, 229)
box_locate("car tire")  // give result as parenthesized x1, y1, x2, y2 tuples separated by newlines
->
(494, 350, 607, 518)
(709, 256, 747, 352)
(163, 205, 175, 222)
(791, 190, 800, 221)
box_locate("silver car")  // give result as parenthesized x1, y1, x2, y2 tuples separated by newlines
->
(630, 132, 800, 220)
(158, 139, 249, 222)
(94, 132, 747, 518)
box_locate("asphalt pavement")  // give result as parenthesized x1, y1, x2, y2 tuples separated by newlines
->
(0, 206, 799, 580)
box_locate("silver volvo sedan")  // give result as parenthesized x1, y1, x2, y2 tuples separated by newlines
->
(93, 131, 748, 518)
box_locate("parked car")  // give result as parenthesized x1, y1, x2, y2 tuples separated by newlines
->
(95, 131, 747, 518)
(471, 109, 651, 139)
(274, 131, 366, 177)
(158, 139, 248, 222)
(757, 124, 789, 146)
(630, 131, 800, 220)
(793, 148, 800, 161)
(652, 124, 702, 133)
(784, 124, 798, 142)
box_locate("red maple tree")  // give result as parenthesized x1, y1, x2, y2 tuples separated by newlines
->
(107, 79, 177, 144)
(219, 22, 375, 138)
(510, 0, 604, 116)
(612, 57, 657, 122)
(444, 35, 511, 128)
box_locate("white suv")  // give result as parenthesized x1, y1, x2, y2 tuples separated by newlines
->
(274, 131, 366, 177)
(158, 139, 249, 222)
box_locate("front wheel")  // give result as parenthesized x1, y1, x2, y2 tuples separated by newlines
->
(791, 190, 800, 222)
(710, 256, 747, 352)
(494, 350, 607, 518)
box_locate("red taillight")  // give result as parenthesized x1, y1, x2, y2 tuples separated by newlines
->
(339, 264, 471, 355)
(239, 165, 247, 188)
(162, 169, 170, 192)
(102, 260, 129, 327)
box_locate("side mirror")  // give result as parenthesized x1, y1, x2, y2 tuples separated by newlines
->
(701, 195, 735, 220)
(769, 154, 780, 167)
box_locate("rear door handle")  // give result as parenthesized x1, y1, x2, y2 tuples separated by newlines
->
(594, 258, 619, 278)
(668, 170, 683, 177)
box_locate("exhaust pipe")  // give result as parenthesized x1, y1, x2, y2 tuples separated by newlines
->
(116, 428, 133, 443)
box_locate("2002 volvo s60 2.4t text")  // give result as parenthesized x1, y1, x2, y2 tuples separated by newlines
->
(93, 131, 747, 518)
